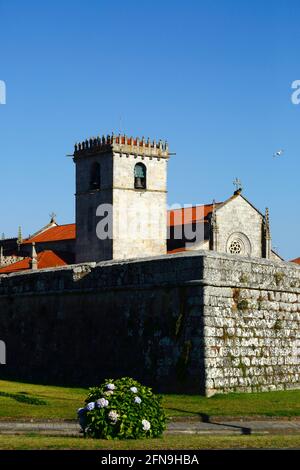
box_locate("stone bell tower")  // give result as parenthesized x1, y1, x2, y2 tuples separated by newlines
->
(73, 134, 170, 263)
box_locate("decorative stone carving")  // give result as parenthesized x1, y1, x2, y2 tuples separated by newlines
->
(226, 232, 252, 257)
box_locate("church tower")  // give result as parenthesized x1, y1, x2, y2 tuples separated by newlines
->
(73, 134, 170, 263)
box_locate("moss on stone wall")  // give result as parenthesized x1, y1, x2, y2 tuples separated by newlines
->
(176, 340, 192, 382)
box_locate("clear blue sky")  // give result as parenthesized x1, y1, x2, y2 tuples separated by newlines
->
(0, 0, 299, 259)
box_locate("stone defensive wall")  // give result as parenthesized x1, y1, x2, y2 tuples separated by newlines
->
(0, 251, 299, 395)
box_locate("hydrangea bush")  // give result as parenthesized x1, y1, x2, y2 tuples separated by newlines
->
(77, 377, 166, 439)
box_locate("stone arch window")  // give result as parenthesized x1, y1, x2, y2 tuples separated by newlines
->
(226, 232, 252, 257)
(134, 163, 147, 189)
(90, 162, 101, 190)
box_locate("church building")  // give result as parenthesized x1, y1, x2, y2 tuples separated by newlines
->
(0, 133, 283, 273)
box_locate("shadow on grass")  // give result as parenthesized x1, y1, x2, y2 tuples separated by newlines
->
(0, 391, 47, 406)
(169, 409, 252, 435)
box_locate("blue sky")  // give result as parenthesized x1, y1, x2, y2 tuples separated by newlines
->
(0, 0, 299, 259)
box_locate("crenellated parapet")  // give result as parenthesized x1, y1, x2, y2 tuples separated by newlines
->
(74, 133, 169, 159)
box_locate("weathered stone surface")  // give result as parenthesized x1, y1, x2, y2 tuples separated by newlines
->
(0, 250, 299, 395)
(75, 141, 169, 264)
(201, 252, 300, 395)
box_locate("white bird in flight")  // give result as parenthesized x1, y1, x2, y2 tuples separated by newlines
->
(273, 149, 284, 158)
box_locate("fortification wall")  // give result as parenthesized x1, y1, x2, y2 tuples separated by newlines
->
(0, 254, 206, 392)
(0, 252, 299, 395)
(202, 255, 300, 395)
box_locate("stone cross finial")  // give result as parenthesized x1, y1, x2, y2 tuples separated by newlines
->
(50, 212, 57, 224)
(233, 177, 242, 193)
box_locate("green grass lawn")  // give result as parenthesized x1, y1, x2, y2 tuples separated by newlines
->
(0, 380, 299, 421)
(0, 434, 299, 450)
(164, 391, 300, 418)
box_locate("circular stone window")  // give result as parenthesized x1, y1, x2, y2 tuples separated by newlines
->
(226, 232, 252, 257)
(229, 240, 242, 254)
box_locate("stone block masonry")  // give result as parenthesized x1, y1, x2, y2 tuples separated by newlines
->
(0, 251, 299, 395)
(74, 134, 170, 264)
(202, 255, 300, 395)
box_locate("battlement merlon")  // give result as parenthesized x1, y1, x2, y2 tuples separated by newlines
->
(73, 134, 170, 159)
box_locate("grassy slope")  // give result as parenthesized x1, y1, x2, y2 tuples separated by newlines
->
(164, 391, 300, 418)
(0, 380, 86, 420)
(0, 380, 299, 420)
(0, 434, 299, 450)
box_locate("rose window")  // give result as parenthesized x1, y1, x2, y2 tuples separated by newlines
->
(226, 232, 251, 257)
(229, 240, 242, 254)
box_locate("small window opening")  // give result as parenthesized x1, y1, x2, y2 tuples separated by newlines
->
(134, 163, 146, 189)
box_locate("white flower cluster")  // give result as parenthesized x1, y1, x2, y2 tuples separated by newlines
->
(142, 419, 151, 431)
(106, 383, 116, 391)
(96, 398, 109, 408)
(134, 396, 142, 404)
(108, 410, 119, 424)
(130, 386, 138, 393)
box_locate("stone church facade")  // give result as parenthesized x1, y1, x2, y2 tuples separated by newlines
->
(168, 194, 281, 262)
(73, 133, 281, 264)
(0, 133, 283, 272)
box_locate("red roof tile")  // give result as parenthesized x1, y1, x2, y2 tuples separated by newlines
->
(167, 204, 220, 227)
(22, 224, 76, 244)
(0, 250, 67, 274)
(30, 210, 212, 241)
(18, 204, 221, 246)
(290, 257, 300, 265)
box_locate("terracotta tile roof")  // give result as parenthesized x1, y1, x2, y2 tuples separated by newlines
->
(290, 257, 300, 265)
(19, 205, 220, 247)
(167, 204, 221, 227)
(38, 251, 68, 269)
(22, 224, 76, 244)
(0, 250, 67, 274)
